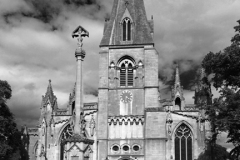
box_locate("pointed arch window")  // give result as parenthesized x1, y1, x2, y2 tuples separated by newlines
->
(175, 123, 192, 160)
(122, 17, 131, 41)
(118, 57, 135, 87)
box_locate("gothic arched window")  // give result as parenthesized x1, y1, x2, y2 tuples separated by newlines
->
(122, 17, 131, 41)
(118, 57, 135, 87)
(175, 123, 192, 160)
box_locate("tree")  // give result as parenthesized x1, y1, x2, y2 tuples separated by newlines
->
(0, 80, 27, 160)
(198, 144, 229, 160)
(202, 20, 240, 159)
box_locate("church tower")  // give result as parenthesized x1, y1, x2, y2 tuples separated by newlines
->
(97, 0, 159, 160)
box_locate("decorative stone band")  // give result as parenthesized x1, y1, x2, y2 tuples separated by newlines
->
(171, 111, 201, 121)
(84, 110, 97, 117)
(55, 118, 70, 125)
(83, 103, 98, 111)
(108, 115, 144, 125)
(75, 49, 86, 60)
(61, 134, 94, 145)
(56, 109, 68, 115)
(145, 107, 163, 112)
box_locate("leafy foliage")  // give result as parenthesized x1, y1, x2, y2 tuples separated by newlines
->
(0, 80, 28, 160)
(202, 20, 240, 159)
(198, 144, 229, 160)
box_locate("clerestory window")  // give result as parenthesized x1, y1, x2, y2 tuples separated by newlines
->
(118, 57, 135, 87)
(122, 17, 131, 41)
(175, 123, 193, 160)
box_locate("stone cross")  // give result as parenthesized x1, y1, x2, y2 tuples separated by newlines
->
(72, 26, 89, 51)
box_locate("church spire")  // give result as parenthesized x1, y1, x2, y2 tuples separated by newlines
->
(171, 63, 185, 110)
(100, 0, 154, 46)
(45, 80, 54, 98)
(174, 63, 181, 87)
(42, 79, 57, 108)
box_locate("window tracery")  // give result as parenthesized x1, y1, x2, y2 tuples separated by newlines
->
(174, 123, 192, 160)
(60, 124, 73, 143)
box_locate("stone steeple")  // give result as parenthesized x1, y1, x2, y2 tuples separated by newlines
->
(42, 80, 57, 109)
(174, 64, 181, 87)
(39, 80, 58, 126)
(100, 0, 154, 46)
(171, 64, 185, 110)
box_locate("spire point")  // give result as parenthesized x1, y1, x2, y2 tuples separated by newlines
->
(174, 62, 180, 86)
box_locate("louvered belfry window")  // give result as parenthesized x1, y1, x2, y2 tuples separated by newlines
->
(122, 17, 131, 41)
(127, 63, 133, 86)
(120, 63, 126, 86)
(175, 124, 192, 160)
(119, 59, 134, 87)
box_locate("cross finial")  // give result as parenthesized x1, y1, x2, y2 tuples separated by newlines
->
(125, 1, 129, 6)
(72, 26, 89, 50)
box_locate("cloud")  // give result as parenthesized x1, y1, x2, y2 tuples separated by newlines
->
(0, 0, 240, 147)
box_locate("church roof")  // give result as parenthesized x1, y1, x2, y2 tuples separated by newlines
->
(100, 0, 154, 46)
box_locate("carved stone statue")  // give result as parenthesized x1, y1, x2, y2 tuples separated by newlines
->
(89, 115, 96, 136)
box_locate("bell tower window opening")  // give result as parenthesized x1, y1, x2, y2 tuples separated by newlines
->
(175, 97, 181, 110)
(122, 18, 131, 41)
(174, 123, 192, 160)
(119, 58, 135, 87)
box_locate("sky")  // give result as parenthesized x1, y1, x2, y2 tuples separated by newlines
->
(0, 0, 240, 150)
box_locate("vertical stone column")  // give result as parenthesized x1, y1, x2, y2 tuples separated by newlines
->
(72, 26, 89, 135)
(75, 48, 85, 134)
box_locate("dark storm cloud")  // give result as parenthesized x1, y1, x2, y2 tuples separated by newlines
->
(150, 0, 240, 97)
(23, 0, 109, 23)
(24, 0, 61, 23)
(159, 60, 200, 87)
(63, 0, 97, 6)
(0, 0, 109, 30)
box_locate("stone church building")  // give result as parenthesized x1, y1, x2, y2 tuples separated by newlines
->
(24, 0, 212, 160)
